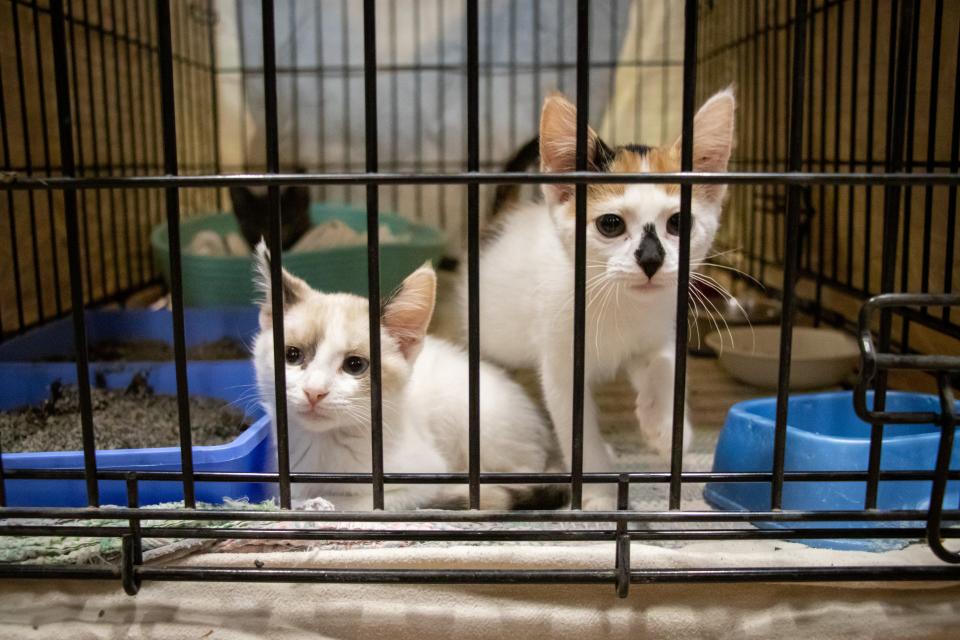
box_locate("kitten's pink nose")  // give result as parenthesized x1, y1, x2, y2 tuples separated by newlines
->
(303, 389, 329, 406)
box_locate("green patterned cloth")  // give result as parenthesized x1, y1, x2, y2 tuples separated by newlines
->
(0, 498, 281, 565)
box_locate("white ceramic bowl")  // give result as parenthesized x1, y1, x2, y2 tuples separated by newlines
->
(705, 326, 860, 390)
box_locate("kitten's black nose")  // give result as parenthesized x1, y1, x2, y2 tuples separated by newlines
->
(635, 232, 665, 278)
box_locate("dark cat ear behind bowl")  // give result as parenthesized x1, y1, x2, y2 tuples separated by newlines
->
(229, 186, 268, 249)
(279, 185, 312, 249)
(230, 175, 312, 251)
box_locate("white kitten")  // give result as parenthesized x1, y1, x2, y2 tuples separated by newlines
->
(252, 244, 564, 510)
(464, 89, 735, 508)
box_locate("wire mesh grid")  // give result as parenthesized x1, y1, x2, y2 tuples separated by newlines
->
(0, 0, 958, 595)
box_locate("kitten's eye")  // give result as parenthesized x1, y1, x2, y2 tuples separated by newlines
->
(342, 355, 369, 376)
(666, 212, 686, 236)
(595, 213, 626, 238)
(285, 346, 304, 365)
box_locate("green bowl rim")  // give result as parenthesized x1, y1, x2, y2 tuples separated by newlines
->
(150, 204, 447, 263)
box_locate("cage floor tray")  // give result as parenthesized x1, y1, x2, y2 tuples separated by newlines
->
(0, 362, 273, 507)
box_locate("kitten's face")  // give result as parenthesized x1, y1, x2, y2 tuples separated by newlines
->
(539, 89, 735, 295)
(252, 250, 435, 434)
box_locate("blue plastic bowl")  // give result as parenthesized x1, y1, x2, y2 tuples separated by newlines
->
(704, 391, 960, 551)
(0, 362, 274, 507)
(0, 308, 259, 362)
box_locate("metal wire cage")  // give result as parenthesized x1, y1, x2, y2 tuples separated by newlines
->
(0, 0, 958, 596)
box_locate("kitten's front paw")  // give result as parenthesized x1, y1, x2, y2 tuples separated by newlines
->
(580, 486, 617, 511)
(638, 413, 693, 462)
(295, 496, 336, 511)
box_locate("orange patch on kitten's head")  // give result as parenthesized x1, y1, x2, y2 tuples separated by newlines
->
(538, 88, 735, 211)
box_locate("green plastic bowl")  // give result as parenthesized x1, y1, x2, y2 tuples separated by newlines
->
(151, 203, 446, 307)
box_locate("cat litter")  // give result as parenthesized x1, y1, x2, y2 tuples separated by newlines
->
(0, 374, 251, 453)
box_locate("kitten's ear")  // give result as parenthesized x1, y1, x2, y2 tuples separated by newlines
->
(229, 186, 256, 214)
(382, 263, 436, 361)
(280, 185, 310, 218)
(539, 93, 599, 205)
(253, 240, 310, 329)
(671, 87, 736, 200)
(230, 186, 265, 249)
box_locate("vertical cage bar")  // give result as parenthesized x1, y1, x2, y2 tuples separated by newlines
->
(363, 0, 385, 510)
(262, 0, 292, 510)
(770, 0, 809, 511)
(32, 0, 63, 314)
(669, 0, 698, 510)
(750, 0, 760, 279)
(759, 0, 770, 284)
(66, 1, 93, 299)
(467, 0, 481, 509)
(920, 0, 945, 309)
(315, 1, 327, 201)
(866, 0, 916, 510)
(120, 0, 145, 286)
(122, 473, 142, 596)
(81, 0, 109, 299)
(125, 474, 142, 565)
(570, 0, 589, 510)
(9, 4, 45, 324)
(95, 0, 121, 295)
(412, 0, 423, 217)
(135, 0, 158, 282)
(235, 0, 249, 172)
(207, 0, 222, 209)
(0, 433, 6, 507)
(340, 0, 352, 203)
(0, 52, 26, 334)
(436, 0, 447, 230)
(846, 0, 861, 288)
(813, 0, 827, 322)
(831, 0, 844, 284)
(862, 0, 879, 294)
(899, 1, 921, 351)
(944, 37, 960, 324)
(109, 0, 134, 292)
(288, 1, 300, 173)
(157, 0, 196, 508)
(50, 0, 98, 506)
(388, 0, 398, 208)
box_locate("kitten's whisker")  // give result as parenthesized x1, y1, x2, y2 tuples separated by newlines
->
(688, 285, 725, 355)
(690, 272, 756, 351)
(686, 290, 703, 350)
(691, 262, 765, 288)
(700, 247, 740, 261)
(590, 279, 613, 356)
(690, 283, 734, 352)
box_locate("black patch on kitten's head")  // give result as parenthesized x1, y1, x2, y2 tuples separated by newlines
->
(230, 170, 312, 250)
(592, 138, 617, 172)
(621, 143, 653, 157)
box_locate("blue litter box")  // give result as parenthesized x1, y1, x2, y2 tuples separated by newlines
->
(704, 391, 960, 551)
(0, 362, 274, 507)
(0, 308, 258, 362)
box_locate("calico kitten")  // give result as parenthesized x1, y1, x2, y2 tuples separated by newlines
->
(465, 88, 735, 508)
(251, 244, 564, 510)
(229, 183, 312, 251)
